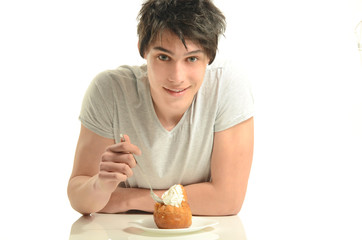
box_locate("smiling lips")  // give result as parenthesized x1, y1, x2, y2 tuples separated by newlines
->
(164, 86, 190, 96)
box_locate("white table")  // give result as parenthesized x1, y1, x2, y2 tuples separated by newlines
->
(69, 212, 246, 240)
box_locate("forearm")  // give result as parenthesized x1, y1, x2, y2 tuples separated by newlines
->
(185, 182, 246, 216)
(99, 187, 163, 213)
(101, 182, 245, 216)
(67, 175, 112, 215)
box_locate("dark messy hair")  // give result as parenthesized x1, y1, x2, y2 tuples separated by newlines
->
(137, 0, 226, 64)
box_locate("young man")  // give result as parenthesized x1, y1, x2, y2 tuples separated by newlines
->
(68, 0, 254, 216)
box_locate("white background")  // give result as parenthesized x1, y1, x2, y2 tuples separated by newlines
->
(1, 0, 361, 239)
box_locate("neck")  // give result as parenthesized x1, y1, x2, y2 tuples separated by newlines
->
(153, 101, 187, 131)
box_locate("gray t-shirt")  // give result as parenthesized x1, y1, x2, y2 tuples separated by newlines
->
(79, 60, 254, 189)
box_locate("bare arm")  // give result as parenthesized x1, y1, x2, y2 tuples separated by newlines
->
(67, 125, 140, 215)
(186, 117, 254, 215)
(100, 117, 254, 215)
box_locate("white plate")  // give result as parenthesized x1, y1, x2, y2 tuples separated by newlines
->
(131, 217, 218, 234)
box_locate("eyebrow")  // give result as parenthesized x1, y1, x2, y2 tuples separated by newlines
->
(152, 46, 204, 56)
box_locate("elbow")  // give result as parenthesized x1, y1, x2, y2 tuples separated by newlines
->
(216, 183, 248, 215)
(212, 203, 242, 216)
(67, 181, 96, 215)
(221, 197, 244, 216)
(230, 202, 243, 215)
(212, 193, 245, 216)
(69, 199, 94, 216)
(68, 196, 95, 215)
(68, 191, 92, 215)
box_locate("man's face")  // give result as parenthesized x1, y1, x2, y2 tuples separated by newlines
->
(144, 30, 210, 115)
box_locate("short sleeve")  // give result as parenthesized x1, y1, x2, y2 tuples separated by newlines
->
(214, 60, 254, 132)
(79, 71, 115, 139)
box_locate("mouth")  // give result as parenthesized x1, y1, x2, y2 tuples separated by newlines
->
(163, 86, 190, 96)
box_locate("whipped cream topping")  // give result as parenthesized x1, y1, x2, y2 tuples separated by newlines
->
(161, 184, 184, 207)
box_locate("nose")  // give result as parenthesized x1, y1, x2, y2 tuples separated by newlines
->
(168, 61, 185, 83)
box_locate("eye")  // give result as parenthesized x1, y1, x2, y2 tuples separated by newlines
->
(188, 56, 198, 62)
(158, 55, 170, 61)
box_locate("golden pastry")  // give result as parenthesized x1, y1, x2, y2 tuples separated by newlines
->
(153, 184, 192, 229)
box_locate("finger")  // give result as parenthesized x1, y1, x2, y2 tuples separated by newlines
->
(98, 171, 127, 182)
(107, 138, 142, 156)
(123, 134, 131, 143)
(101, 151, 137, 168)
(100, 162, 133, 178)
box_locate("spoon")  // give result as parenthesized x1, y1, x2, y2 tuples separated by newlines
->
(120, 134, 164, 204)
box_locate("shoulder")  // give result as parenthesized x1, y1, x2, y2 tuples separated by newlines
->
(204, 58, 250, 93)
(208, 58, 247, 80)
(89, 65, 147, 97)
(207, 58, 254, 132)
(93, 65, 146, 87)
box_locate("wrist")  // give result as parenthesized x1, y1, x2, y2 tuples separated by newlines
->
(116, 187, 132, 211)
(92, 174, 118, 195)
(121, 187, 156, 213)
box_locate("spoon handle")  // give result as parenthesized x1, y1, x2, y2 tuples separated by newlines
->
(119, 134, 164, 204)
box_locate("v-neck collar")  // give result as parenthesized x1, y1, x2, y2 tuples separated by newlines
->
(143, 78, 193, 135)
